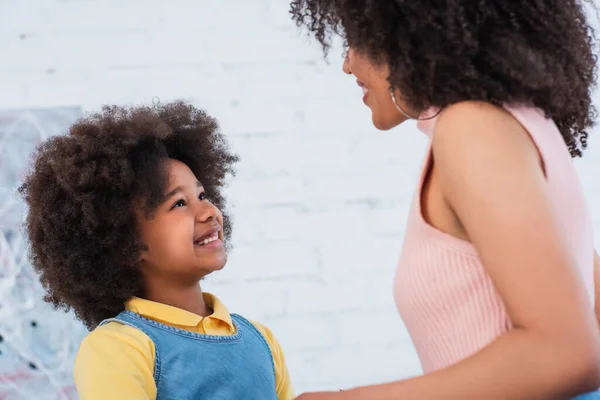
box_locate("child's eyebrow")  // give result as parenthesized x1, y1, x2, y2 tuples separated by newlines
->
(163, 181, 203, 200)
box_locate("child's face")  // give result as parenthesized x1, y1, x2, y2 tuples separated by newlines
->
(137, 158, 227, 284)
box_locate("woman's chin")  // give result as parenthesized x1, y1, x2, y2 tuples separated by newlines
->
(372, 113, 405, 131)
(367, 102, 409, 130)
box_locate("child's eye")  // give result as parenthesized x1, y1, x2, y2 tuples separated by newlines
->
(170, 199, 186, 210)
(199, 192, 208, 201)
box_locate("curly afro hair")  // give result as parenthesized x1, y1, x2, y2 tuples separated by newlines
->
(19, 101, 239, 330)
(290, 0, 598, 157)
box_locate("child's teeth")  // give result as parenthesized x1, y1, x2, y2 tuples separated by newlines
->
(198, 233, 218, 245)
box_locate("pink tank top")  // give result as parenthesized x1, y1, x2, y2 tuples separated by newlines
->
(394, 106, 595, 373)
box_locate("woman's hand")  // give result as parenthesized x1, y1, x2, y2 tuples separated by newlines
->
(296, 391, 348, 400)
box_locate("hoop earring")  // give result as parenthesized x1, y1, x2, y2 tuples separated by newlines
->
(389, 88, 444, 121)
(389, 88, 415, 119)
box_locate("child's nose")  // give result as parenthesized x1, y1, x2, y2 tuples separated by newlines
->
(195, 202, 219, 223)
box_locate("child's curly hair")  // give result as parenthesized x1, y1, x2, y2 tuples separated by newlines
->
(19, 101, 238, 330)
(290, 0, 597, 157)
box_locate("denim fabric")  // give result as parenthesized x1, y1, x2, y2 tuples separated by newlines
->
(573, 391, 600, 400)
(100, 311, 277, 400)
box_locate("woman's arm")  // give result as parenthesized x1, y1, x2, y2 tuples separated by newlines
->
(297, 102, 600, 400)
(594, 250, 600, 324)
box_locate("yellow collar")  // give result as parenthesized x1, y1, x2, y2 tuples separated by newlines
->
(125, 292, 234, 332)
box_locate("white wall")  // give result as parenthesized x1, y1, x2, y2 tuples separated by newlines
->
(1, 0, 599, 397)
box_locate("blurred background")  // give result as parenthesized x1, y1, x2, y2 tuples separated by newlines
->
(1, 0, 600, 399)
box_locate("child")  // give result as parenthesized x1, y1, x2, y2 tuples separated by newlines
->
(19, 101, 294, 400)
(290, 0, 600, 399)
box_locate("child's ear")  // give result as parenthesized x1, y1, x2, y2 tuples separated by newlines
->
(137, 248, 148, 263)
(136, 243, 149, 264)
(135, 255, 149, 276)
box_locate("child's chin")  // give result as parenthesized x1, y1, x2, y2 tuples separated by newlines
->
(202, 255, 228, 273)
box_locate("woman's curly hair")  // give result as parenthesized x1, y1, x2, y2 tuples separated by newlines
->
(19, 101, 238, 330)
(290, 0, 598, 157)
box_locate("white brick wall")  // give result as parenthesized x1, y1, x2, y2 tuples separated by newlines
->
(1, 0, 600, 395)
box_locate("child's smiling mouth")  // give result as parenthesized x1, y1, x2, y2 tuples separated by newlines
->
(193, 226, 222, 248)
(194, 232, 219, 246)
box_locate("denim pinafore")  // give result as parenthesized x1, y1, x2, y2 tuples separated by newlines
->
(99, 310, 278, 400)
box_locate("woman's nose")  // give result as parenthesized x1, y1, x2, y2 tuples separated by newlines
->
(342, 52, 351, 75)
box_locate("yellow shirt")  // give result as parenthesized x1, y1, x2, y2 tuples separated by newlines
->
(74, 293, 294, 399)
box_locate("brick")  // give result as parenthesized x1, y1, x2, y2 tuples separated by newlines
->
(351, 130, 429, 166)
(226, 175, 307, 207)
(262, 314, 339, 351)
(281, 274, 398, 316)
(318, 236, 403, 276)
(253, 204, 370, 243)
(306, 166, 414, 203)
(225, 242, 320, 280)
(204, 279, 288, 320)
(286, 340, 421, 392)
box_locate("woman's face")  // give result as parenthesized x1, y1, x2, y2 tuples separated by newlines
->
(343, 47, 414, 130)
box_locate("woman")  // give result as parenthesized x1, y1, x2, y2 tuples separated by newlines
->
(290, 0, 600, 398)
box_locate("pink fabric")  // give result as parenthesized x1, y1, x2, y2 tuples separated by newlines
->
(394, 106, 595, 373)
